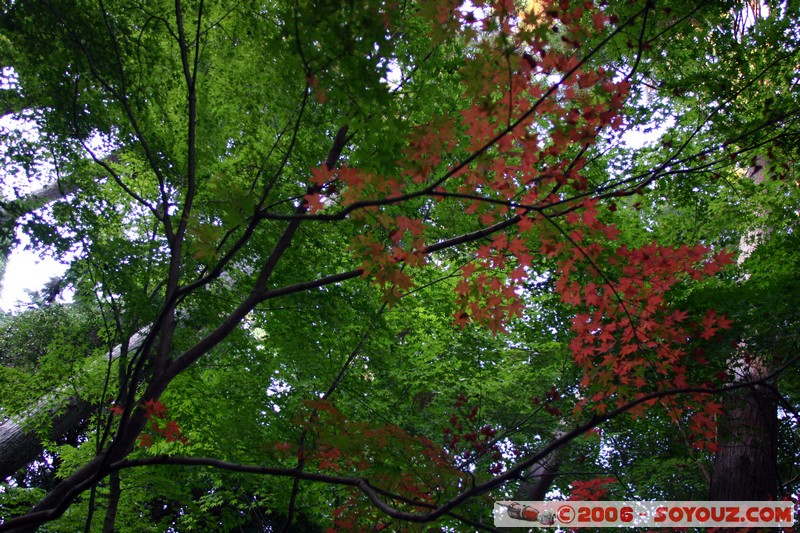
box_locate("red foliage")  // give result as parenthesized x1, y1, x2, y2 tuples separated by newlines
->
(568, 477, 617, 501)
(442, 396, 506, 475)
(296, 0, 739, 521)
(289, 393, 527, 529)
(136, 398, 188, 448)
(550, 208, 733, 445)
(143, 398, 168, 420)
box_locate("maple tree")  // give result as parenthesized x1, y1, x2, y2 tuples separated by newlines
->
(1, 0, 799, 530)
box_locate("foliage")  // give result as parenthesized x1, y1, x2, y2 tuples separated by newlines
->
(0, 0, 799, 531)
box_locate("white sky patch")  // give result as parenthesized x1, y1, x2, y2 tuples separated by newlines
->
(1, 70, 114, 312)
(622, 116, 675, 149)
(0, 231, 70, 311)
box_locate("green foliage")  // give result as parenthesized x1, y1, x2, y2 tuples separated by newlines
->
(0, 304, 100, 416)
(0, 487, 46, 519)
(1, 0, 800, 531)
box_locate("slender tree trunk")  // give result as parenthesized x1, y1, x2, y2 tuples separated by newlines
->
(102, 472, 121, 533)
(514, 432, 564, 501)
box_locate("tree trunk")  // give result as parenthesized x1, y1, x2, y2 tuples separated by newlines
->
(514, 431, 564, 501)
(0, 328, 147, 480)
(514, 451, 562, 501)
(102, 471, 121, 533)
(2, 179, 76, 297)
(709, 158, 779, 501)
(0, 397, 91, 480)
(1, 160, 138, 480)
(708, 382, 778, 500)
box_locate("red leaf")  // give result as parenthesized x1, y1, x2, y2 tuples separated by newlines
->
(310, 164, 333, 186)
(568, 477, 616, 501)
(143, 398, 168, 420)
(592, 12, 606, 32)
(304, 193, 325, 214)
(700, 310, 726, 340)
(160, 420, 184, 443)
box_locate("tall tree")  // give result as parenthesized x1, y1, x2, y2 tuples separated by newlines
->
(604, 0, 800, 502)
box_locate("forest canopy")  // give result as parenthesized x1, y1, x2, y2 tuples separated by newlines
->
(1, 0, 799, 531)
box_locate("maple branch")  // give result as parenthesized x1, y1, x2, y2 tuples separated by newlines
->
(0, 106, 345, 533)
(171, 0, 201, 262)
(587, 48, 800, 200)
(7, 206, 526, 528)
(253, 120, 343, 291)
(437, 357, 800, 519)
(646, 2, 709, 44)
(537, 211, 641, 346)
(624, 3, 650, 82)
(11, 350, 794, 533)
(667, 402, 712, 483)
(254, 6, 649, 223)
(541, 107, 800, 220)
(153, 2, 206, 387)
(79, 144, 159, 216)
(54, 0, 172, 221)
(325, 302, 389, 398)
(192, 210, 523, 319)
(166, 122, 348, 381)
(341, 24, 798, 227)
(281, 300, 388, 532)
(223, 210, 529, 310)
(176, 86, 314, 299)
(368, 102, 800, 228)
(101, 457, 498, 532)
(83, 356, 800, 531)
(782, 472, 800, 493)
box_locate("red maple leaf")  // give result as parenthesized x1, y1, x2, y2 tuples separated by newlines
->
(568, 477, 616, 501)
(159, 419, 187, 444)
(304, 193, 325, 214)
(700, 310, 729, 340)
(274, 442, 293, 453)
(143, 398, 168, 420)
(137, 433, 155, 449)
(309, 164, 333, 186)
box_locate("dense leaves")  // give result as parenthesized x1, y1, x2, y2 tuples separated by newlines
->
(1, 0, 799, 531)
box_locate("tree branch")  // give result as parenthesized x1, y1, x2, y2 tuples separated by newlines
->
(73, 360, 800, 529)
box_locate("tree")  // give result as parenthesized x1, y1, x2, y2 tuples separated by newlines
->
(1, 0, 799, 531)
(602, 0, 800, 504)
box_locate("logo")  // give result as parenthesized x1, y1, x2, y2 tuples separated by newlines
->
(493, 501, 796, 528)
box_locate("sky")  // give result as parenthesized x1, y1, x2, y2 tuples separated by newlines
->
(1, 65, 82, 312)
(0, 101, 70, 311)
(0, 232, 69, 311)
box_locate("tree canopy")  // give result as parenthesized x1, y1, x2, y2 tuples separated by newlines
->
(1, 0, 799, 531)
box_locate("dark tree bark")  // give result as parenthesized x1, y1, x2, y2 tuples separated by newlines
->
(101, 472, 121, 533)
(708, 382, 779, 500)
(708, 157, 780, 501)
